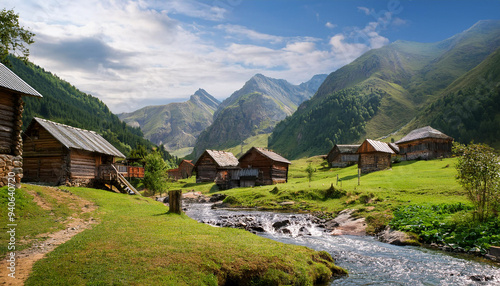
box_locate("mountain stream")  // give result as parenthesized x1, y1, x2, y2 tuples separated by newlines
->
(185, 203, 500, 285)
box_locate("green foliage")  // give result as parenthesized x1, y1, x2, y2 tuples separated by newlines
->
(0, 8, 35, 65)
(305, 163, 316, 183)
(452, 142, 500, 222)
(390, 203, 500, 252)
(143, 152, 170, 196)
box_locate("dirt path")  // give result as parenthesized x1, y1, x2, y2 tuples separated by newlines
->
(0, 186, 98, 285)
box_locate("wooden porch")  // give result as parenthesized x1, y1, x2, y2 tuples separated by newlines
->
(98, 165, 141, 195)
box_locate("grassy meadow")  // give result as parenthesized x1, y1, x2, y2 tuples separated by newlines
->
(8, 185, 345, 285)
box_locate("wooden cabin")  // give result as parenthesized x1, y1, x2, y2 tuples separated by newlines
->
(194, 150, 239, 183)
(179, 160, 194, 178)
(238, 147, 291, 185)
(167, 168, 181, 180)
(0, 63, 43, 188)
(327, 144, 360, 168)
(396, 126, 453, 161)
(167, 160, 194, 181)
(22, 117, 138, 194)
(357, 139, 395, 174)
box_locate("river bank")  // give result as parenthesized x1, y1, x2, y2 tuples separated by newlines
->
(173, 191, 500, 264)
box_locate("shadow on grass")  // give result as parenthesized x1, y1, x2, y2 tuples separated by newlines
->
(209, 185, 220, 194)
(152, 212, 168, 216)
(340, 174, 359, 181)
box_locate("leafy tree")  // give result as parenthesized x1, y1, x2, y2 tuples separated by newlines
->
(453, 142, 500, 222)
(305, 163, 316, 186)
(143, 152, 169, 197)
(0, 8, 35, 65)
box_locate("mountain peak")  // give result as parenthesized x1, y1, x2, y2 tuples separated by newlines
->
(189, 89, 220, 113)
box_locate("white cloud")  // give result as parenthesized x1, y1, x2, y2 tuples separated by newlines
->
(357, 6, 372, 15)
(217, 24, 284, 44)
(325, 22, 336, 29)
(328, 20, 389, 66)
(5, 0, 393, 113)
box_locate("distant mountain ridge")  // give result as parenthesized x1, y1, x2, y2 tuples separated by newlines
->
(191, 73, 327, 158)
(118, 89, 220, 154)
(268, 20, 500, 159)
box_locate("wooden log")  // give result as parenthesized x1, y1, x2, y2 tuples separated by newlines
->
(168, 190, 182, 214)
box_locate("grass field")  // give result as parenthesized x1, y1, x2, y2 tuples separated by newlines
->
(16, 185, 345, 285)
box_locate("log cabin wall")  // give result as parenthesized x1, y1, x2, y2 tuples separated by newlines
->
(23, 122, 67, 184)
(398, 138, 452, 161)
(195, 155, 218, 183)
(68, 149, 98, 186)
(0, 92, 24, 188)
(270, 162, 289, 184)
(179, 160, 194, 178)
(239, 150, 289, 185)
(358, 152, 392, 174)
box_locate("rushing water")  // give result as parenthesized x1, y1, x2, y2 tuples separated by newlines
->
(185, 203, 500, 286)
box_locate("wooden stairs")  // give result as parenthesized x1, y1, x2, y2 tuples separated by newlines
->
(99, 165, 141, 195)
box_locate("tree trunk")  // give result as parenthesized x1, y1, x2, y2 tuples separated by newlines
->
(168, 190, 182, 214)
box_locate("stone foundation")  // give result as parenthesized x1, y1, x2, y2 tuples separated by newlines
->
(0, 155, 23, 189)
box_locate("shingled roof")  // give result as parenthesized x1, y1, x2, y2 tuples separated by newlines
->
(28, 117, 125, 158)
(204, 150, 239, 167)
(241, 147, 291, 164)
(396, 126, 452, 144)
(336, 144, 360, 154)
(0, 63, 43, 97)
(358, 139, 395, 154)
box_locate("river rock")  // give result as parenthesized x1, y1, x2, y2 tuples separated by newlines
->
(209, 194, 227, 202)
(330, 209, 366, 236)
(272, 220, 290, 230)
(376, 227, 418, 246)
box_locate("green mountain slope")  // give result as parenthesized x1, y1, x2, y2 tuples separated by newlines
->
(118, 89, 220, 154)
(415, 46, 500, 148)
(268, 20, 500, 159)
(10, 56, 173, 160)
(191, 74, 327, 158)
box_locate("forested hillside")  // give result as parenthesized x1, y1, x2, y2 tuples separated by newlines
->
(9, 56, 174, 160)
(268, 20, 500, 159)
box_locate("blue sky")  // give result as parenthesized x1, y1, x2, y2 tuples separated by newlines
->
(4, 0, 500, 113)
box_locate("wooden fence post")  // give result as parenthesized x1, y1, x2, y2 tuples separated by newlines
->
(168, 190, 182, 214)
(358, 168, 361, 186)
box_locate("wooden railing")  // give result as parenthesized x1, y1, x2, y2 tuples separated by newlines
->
(113, 164, 145, 178)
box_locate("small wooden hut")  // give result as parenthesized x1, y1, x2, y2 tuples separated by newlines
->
(357, 139, 395, 174)
(22, 117, 138, 194)
(0, 63, 42, 188)
(238, 147, 291, 185)
(396, 126, 453, 161)
(168, 160, 195, 181)
(194, 150, 239, 184)
(327, 144, 360, 168)
(179, 160, 194, 178)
